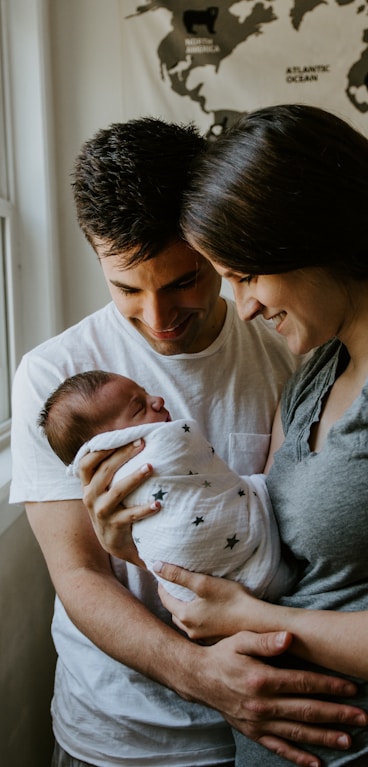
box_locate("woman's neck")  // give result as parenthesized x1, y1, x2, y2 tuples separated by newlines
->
(337, 281, 368, 376)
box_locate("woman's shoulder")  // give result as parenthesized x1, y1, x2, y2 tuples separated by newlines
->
(281, 339, 342, 429)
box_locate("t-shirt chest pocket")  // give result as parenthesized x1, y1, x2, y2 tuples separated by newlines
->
(228, 433, 271, 475)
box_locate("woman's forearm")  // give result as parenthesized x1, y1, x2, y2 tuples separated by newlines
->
(156, 563, 368, 680)
(242, 597, 368, 679)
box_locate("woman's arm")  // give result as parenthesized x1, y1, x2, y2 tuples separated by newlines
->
(264, 402, 284, 473)
(156, 565, 368, 680)
(241, 595, 368, 680)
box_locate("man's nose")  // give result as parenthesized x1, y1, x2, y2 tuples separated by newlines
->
(142, 294, 177, 331)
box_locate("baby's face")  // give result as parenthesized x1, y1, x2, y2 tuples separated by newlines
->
(96, 375, 172, 430)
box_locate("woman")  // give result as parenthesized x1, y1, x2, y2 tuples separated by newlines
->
(154, 104, 368, 765)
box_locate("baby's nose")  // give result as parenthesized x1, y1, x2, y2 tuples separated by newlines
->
(151, 396, 165, 412)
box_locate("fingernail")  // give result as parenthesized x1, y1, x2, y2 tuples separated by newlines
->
(133, 439, 142, 447)
(152, 561, 163, 573)
(150, 501, 161, 511)
(275, 631, 288, 647)
(342, 682, 357, 695)
(336, 735, 350, 749)
(140, 463, 152, 475)
(353, 713, 368, 725)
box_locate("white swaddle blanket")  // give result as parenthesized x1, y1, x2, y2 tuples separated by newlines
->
(70, 419, 294, 601)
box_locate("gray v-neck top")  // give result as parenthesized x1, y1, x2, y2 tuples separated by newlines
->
(233, 339, 368, 766)
(268, 338, 368, 613)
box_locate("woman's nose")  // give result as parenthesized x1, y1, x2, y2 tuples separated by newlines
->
(233, 287, 264, 322)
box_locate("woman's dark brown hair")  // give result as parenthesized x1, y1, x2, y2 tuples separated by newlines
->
(181, 104, 368, 280)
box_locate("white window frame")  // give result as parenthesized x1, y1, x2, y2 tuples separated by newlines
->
(0, 207, 13, 439)
(0, 0, 61, 532)
(0, 0, 18, 518)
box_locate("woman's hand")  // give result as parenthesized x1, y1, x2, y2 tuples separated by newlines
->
(79, 441, 161, 564)
(157, 564, 368, 683)
(155, 562, 257, 641)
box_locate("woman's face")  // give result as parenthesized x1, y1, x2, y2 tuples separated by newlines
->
(213, 264, 349, 355)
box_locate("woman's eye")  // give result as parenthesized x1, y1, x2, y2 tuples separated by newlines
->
(239, 275, 253, 285)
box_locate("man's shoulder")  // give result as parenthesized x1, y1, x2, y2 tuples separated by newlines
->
(23, 302, 118, 359)
(14, 302, 129, 393)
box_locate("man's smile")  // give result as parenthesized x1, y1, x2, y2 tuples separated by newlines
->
(141, 314, 193, 340)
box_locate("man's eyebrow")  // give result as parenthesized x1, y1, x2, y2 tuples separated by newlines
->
(110, 269, 198, 292)
(110, 279, 139, 290)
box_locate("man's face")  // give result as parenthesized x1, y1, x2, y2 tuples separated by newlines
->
(95, 239, 224, 355)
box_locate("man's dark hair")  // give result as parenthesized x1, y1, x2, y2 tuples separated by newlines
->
(72, 117, 206, 267)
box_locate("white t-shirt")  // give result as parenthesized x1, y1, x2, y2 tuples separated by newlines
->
(10, 298, 300, 767)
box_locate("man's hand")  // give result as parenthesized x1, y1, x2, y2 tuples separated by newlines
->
(79, 441, 160, 563)
(192, 630, 366, 767)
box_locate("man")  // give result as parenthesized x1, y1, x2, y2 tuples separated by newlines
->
(10, 118, 366, 767)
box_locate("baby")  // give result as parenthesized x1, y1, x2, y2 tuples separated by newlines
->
(39, 370, 294, 601)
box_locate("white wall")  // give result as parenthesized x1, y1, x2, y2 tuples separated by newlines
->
(49, 0, 232, 329)
(50, 0, 123, 326)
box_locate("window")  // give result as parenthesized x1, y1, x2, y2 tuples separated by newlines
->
(0, 0, 62, 526)
(0, 3, 13, 444)
(0, 217, 11, 426)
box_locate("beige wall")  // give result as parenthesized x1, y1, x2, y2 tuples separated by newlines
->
(0, 512, 56, 766)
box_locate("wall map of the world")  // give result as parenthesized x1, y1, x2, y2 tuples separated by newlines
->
(121, 0, 368, 137)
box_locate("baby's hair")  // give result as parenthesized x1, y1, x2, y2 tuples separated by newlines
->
(38, 370, 116, 465)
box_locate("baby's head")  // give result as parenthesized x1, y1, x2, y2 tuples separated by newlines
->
(38, 370, 171, 465)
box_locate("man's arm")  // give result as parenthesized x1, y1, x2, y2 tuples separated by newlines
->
(37, 450, 366, 767)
